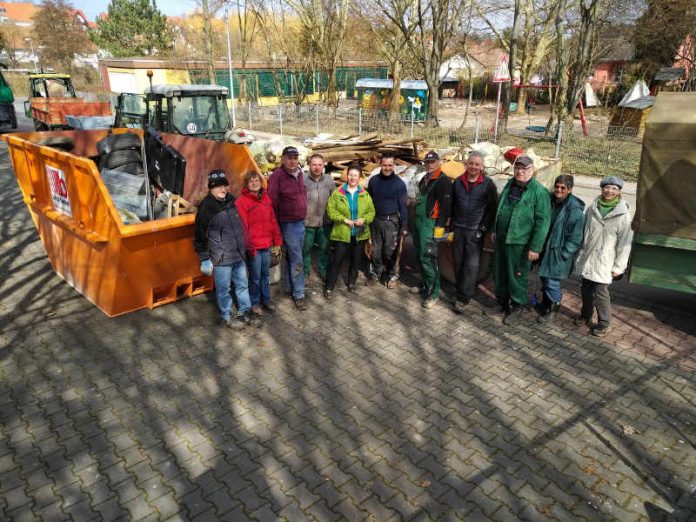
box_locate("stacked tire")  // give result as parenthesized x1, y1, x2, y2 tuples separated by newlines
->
(96, 133, 143, 176)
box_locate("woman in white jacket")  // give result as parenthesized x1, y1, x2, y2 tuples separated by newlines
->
(573, 176, 633, 337)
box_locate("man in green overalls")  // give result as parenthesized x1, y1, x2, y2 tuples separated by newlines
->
(492, 154, 551, 325)
(410, 151, 452, 308)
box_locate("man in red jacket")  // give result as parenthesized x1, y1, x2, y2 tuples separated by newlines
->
(267, 146, 309, 310)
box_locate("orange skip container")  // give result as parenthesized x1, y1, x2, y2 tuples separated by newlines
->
(2, 129, 260, 317)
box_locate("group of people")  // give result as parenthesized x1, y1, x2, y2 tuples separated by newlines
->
(194, 145, 633, 338)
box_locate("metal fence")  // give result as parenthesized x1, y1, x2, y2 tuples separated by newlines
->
(236, 103, 643, 180)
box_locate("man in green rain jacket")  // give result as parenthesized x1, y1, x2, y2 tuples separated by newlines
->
(492, 155, 551, 326)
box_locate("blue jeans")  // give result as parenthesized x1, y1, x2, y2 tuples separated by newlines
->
(214, 261, 252, 321)
(540, 276, 562, 303)
(247, 248, 272, 306)
(281, 220, 305, 300)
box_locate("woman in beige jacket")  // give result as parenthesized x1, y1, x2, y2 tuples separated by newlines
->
(573, 176, 633, 337)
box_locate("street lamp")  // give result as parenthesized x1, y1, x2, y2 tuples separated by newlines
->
(25, 38, 38, 73)
(224, 2, 237, 128)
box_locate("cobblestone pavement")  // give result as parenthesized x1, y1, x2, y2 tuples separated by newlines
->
(1, 143, 696, 521)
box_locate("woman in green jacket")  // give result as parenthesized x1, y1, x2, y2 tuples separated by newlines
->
(324, 165, 376, 299)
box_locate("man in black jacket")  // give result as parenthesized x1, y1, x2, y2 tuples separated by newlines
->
(367, 153, 409, 288)
(194, 169, 260, 330)
(410, 150, 452, 308)
(451, 152, 498, 313)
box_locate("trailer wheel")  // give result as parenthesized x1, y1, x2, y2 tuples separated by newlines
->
(96, 133, 142, 156)
(34, 120, 49, 131)
(99, 149, 142, 170)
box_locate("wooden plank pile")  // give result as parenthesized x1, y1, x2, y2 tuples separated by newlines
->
(307, 133, 425, 169)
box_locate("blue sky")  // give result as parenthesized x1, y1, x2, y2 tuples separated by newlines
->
(73, 0, 196, 20)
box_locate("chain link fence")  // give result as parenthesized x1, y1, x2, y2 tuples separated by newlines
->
(236, 102, 642, 180)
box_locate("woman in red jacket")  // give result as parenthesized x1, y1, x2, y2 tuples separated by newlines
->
(235, 171, 283, 314)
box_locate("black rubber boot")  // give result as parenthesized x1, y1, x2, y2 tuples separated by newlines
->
(535, 295, 551, 317)
(537, 302, 560, 323)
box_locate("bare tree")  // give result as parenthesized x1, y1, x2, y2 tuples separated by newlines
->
(233, 0, 261, 101)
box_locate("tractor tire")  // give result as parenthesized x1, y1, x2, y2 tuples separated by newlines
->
(34, 120, 49, 131)
(96, 132, 142, 156)
(112, 161, 144, 176)
(37, 136, 75, 152)
(99, 149, 142, 170)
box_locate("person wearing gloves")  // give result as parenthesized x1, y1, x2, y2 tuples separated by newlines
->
(492, 154, 552, 326)
(410, 150, 453, 308)
(536, 175, 585, 324)
(573, 176, 633, 337)
(235, 171, 283, 315)
(323, 165, 375, 300)
(193, 169, 261, 330)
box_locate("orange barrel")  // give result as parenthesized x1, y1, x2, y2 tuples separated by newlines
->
(2, 129, 260, 317)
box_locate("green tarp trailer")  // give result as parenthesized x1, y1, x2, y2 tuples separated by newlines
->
(355, 79, 428, 121)
(630, 92, 696, 294)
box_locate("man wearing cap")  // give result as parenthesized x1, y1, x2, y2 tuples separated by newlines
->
(409, 150, 452, 307)
(451, 151, 498, 313)
(268, 146, 309, 310)
(536, 174, 585, 324)
(194, 169, 261, 330)
(367, 153, 409, 288)
(573, 176, 632, 337)
(303, 153, 335, 284)
(492, 154, 551, 326)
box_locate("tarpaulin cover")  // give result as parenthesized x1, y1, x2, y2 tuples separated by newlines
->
(632, 92, 696, 239)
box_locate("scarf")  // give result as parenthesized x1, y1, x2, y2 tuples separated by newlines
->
(598, 196, 620, 218)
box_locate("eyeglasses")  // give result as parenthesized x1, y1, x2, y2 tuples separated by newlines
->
(514, 165, 532, 170)
(554, 185, 569, 191)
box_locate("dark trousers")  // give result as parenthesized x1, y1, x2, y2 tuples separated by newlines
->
(370, 217, 400, 279)
(581, 278, 612, 327)
(453, 228, 482, 301)
(325, 237, 365, 290)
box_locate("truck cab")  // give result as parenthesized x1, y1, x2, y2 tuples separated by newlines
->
(115, 84, 230, 140)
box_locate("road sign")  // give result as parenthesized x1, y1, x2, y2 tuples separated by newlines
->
(493, 55, 511, 83)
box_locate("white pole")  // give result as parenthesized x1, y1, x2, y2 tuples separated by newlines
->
(475, 113, 480, 144)
(248, 100, 252, 130)
(225, 4, 237, 128)
(493, 82, 502, 143)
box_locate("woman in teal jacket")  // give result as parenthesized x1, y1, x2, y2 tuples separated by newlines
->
(323, 165, 376, 299)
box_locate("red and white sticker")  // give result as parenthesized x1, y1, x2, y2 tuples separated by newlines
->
(46, 165, 72, 217)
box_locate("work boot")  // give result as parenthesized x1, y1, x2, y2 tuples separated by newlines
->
(294, 298, 308, 310)
(592, 324, 609, 338)
(367, 275, 379, 286)
(453, 299, 470, 314)
(537, 302, 560, 323)
(347, 284, 357, 293)
(573, 315, 591, 327)
(323, 289, 333, 301)
(224, 316, 246, 331)
(503, 304, 524, 326)
(262, 302, 276, 314)
(535, 295, 551, 317)
(422, 295, 438, 309)
(240, 313, 262, 328)
(250, 304, 264, 316)
(484, 301, 509, 316)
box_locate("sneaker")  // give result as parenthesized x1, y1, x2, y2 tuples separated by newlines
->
(250, 304, 264, 316)
(223, 316, 246, 331)
(367, 275, 379, 286)
(422, 296, 438, 309)
(347, 284, 357, 293)
(294, 298, 308, 310)
(503, 305, 524, 326)
(592, 325, 609, 337)
(386, 276, 399, 289)
(453, 299, 470, 314)
(262, 302, 276, 313)
(323, 289, 333, 301)
(240, 313, 262, 328)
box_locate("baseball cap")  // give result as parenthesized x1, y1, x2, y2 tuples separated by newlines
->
(513, 155, 534, 168)
(423, 150, 440, 162)
(282, 146, 299, 157)
(208, 169, 229, 188)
